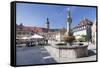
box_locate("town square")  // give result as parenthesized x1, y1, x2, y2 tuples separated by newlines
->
(16, 3, 97, 65)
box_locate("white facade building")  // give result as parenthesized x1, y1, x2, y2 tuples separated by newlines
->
(73, 18, 93, 41)
(92, 21, 96, 45)
(74, 30, 86, 36)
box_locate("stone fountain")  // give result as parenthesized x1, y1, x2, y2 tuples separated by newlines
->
(51, 8, 88, 59)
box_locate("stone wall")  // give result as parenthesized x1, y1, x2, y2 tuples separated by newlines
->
(51, 45, 88, 59)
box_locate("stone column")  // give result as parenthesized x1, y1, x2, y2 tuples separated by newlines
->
(66, 8, 72, 36)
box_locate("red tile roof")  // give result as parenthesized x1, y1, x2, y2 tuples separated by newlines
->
(73, 18, 93, 29)
(16, 24, 47, 33)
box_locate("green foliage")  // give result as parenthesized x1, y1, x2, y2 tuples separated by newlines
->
(64, 35, 75, 43)
(78, 35, 88, 42)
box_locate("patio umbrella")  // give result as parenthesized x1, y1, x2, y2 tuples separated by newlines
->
(21, 36, 29, 40)
(29, 34, 44, 39)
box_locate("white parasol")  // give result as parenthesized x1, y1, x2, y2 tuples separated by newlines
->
(29, 34, 44, 39)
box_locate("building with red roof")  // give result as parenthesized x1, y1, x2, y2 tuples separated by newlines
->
(73, 18, 93, 41)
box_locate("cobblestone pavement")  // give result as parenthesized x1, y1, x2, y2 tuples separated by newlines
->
(16, 46, 56, 65)
(16, 42, 97, 65)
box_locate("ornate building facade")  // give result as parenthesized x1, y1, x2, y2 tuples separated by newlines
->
(16, 23, 66, 43)
(16, 23, 34, 40)
(16, 18, 95, 44)
(73, 18, 93, 41)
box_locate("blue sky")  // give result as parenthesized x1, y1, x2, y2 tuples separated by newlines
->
(16, 3, 96, 29)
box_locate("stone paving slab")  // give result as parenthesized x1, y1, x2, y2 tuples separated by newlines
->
(16, 43, 97, 65)
(16, 46, 56, 65)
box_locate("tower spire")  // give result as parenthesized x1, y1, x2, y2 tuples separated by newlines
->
(46, 18, 49, 32)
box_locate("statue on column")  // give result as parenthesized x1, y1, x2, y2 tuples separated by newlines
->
(64, 8, 75, 45)
(66, 8, 73, 36)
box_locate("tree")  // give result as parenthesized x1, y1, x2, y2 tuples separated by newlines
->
(63, 35, 75, 45)
(78, 35, 88, 42)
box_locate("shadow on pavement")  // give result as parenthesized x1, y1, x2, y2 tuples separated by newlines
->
(16, 46, 57, 65)
(88, 50, 96, 56)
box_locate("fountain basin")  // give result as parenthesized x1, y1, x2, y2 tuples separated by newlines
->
(51, 44, 88, 58)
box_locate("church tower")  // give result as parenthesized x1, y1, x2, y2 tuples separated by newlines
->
(46, 18, 49, 32)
